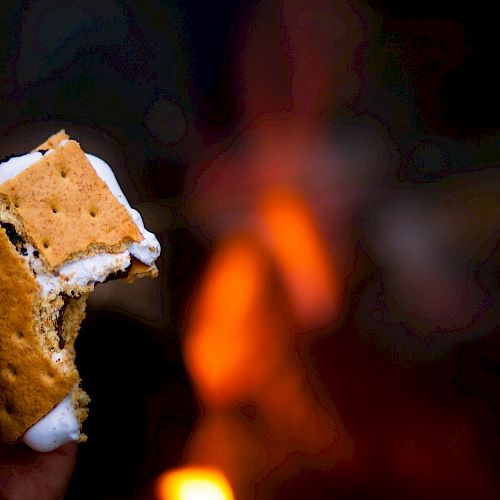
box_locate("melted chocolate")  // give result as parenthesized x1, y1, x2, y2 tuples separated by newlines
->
(0, 222, 24, 247)
(56, 294, 71, 349)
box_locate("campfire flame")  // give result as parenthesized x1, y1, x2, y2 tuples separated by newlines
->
(156, 467, 234, 500)
(153, 0, 500, 497)
(184, 235, 272, 405)
(180, 183, 349, 497)
(258, 188, 340, 327)
(160, 1, 369, 497)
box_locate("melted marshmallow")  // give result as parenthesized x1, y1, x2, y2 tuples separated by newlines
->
(22, 394, 80, 452)
(25, 242, 131, 297)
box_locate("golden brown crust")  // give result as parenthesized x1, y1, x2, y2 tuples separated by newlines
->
(0, 228, 75, 444)
(126, 259, 159, 282)
(33, 130, 70, 151)
(0, 140, 143, 269)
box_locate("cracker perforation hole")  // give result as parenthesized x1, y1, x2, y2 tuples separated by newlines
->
(17, 331, 24, 339)
(41, 371, 56, 386)
(42, 241, 50, 249)
(61, 170, 68, 178)
(5, 405, 13, 415)
(89, 209, 97, 217)
(52, 206, 59, 214)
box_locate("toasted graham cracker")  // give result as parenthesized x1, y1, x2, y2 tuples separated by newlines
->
(34, 130, 70, 151)
(0, 140, 143, 270)
(33, 131, 157, 280)
(0, 227, 77, 444)
(127, 258, 159, 282)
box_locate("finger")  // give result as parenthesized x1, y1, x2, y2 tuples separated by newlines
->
(0, 442, 76, 500)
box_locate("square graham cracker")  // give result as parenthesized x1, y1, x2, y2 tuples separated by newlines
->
(0, 140, 143, 270)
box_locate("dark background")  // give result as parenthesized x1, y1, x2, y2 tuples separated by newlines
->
(1, 1, 499, 498)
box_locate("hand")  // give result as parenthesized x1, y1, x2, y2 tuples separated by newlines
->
(0, 442, 76, 500)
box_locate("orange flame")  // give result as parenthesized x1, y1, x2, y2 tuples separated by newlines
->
(259, 188, 340, 327)
(183, 185, 346, 496)
(184, 235, 275, 405)
(156, 467, 234, 500)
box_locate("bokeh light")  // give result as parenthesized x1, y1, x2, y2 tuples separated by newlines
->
(157, 467, 234, 500)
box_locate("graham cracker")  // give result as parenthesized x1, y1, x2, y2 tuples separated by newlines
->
(34, 130, 70, 151)
(127, 259, 159, 282)
(0, 140, 143, 269)
(0, 227, 76, 444)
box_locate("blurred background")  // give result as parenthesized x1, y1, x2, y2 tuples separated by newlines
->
(1, 0, 500, 498)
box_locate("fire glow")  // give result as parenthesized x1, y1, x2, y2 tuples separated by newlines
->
(258, 188, 341, 327)
(173, 4, 359, 486)
(156, 467, 234, 500)
(181, 179, 347, 497)
(154, 0, 500, 497)
(184, 235, 271, 405)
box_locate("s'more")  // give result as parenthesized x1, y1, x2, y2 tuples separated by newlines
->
(0, 131, 160, 451)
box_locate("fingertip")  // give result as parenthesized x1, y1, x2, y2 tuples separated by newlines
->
(42, 441, 78, 469)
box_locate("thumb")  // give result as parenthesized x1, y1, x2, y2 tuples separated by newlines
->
(0, 442, 77, 500)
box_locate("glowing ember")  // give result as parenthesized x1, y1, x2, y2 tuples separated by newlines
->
(157, 467, 234, 500)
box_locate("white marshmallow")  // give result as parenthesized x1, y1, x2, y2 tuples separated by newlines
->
(22, 394, 80, 452)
